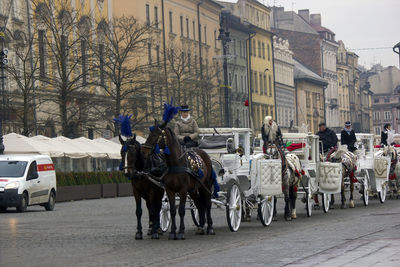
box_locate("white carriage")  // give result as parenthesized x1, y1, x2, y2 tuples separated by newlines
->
(198, 128, 281, 232)
(352, 134, 391, 205)
(280, 133, 335, 214)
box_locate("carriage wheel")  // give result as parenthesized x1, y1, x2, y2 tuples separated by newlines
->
(362, 175, 369, 206)
(322, 193, 330, 213)
(160, 194, 171, 232)
(379, 183, 387, 203)
(226, 181, 242, 232)
(190, 202, 201, 227)
(306, 179, 312, 217)
(258, 196, 274, 227)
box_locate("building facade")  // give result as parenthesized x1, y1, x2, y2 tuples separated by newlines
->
(336, 40, 350, 127)
(115, 0, 223, 128)
(273, 36, 295, 131)
(220, 0, 275, 133)
(294, 59, 327, 134)
(223, 11, 251, 128)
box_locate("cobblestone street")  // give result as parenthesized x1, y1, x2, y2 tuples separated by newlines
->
(1, 195, 399, 266)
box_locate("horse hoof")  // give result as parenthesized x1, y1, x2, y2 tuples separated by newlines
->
(207, 228, 216, 235)
(151, 233, 160, 240)
(349, 200, 355, 208)
(341, 204, 347, 209)
(195, 227, 205, 235)
(168, 232, 177, 240)
(284, 214, 292, 221)
(177, 233, 185, 240)
(158, 228, 164, 235)
(135, 232, 143, 240)
(291, 209, 297, 219)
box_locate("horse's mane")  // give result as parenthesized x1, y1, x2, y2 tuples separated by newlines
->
(165, 126, 180, 146)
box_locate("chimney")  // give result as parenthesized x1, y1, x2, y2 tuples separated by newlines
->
(310, 14, 321, 26)
(298, 9, 310, 24)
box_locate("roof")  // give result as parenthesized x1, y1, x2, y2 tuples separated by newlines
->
(312, 25, 334, 34)
(0, 154, 51, 162)
(293, 59, 328, 86)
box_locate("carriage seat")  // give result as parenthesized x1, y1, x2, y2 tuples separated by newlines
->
(199, 135, 233, 149)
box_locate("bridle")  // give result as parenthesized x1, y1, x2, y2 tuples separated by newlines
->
(121, 141, 140, 171)
(142, 128, 168, 154)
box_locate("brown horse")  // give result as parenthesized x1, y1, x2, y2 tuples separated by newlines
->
(142, 122, 215, 240)
(119, 134, 165, 240)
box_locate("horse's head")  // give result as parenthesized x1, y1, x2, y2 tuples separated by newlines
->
(119, 134, 143, 178)
(142, 119, 168, 159)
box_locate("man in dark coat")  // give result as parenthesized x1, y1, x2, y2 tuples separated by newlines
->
(316, 122, 338, 153)
(340, 121, 357, 152)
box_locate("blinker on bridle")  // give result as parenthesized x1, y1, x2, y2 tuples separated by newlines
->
(142, 128, 170, 155)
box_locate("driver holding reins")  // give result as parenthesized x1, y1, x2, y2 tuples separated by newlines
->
(174, 104, 200, 148)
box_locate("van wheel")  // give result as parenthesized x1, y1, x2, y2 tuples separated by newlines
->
(17, 193, 28, 213)
(44, 191, 56, 211)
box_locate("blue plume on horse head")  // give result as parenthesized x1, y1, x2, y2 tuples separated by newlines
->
(162, 98, 180, 124)
(113, 115, 133, 137)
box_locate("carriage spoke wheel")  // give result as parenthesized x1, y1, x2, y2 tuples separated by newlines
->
(226, 181, 242, 232)
(322, 193, 330, 213)
(258, 196, 274, 226)
(379, 183, 387, 203)
(160, 195, 171, 232)
(306, 178, 312, 217)
(362, 175, 369, 206)
(190, 201, 200, 227)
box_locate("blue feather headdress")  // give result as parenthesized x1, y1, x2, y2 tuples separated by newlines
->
(113, 115, 133, 137)
(162, 98, 180, 123)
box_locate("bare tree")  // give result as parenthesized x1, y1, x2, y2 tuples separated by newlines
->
(93, 16, 153, 136)
(32, 0, 97, 137)
(5, 32, 40, 136)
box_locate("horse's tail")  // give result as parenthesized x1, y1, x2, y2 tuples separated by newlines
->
(211, 169, 220, 198)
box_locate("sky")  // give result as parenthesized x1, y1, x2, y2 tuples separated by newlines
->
(261, 0, 400, 69)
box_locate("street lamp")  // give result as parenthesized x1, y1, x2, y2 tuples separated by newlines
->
(218, 12, 231, 127)
(0, 27, 8, 155)
(393, 42, 400, 68)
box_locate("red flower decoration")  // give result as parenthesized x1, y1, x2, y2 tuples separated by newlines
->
(295, 169, 301, 177)
(301, 170, 305, 175)
(244, 99, 249, 106)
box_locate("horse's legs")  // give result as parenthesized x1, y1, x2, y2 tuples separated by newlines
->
(289, 184, 297, 219)
(191, 192, 206, 235)
(151, 192, 163, 239)
(146, 199, 153, 236)
(205, 191, 215, 235)
(283, 172, 291, 221)
(341, 172, 346, 209)
(273, 196, 278, 221)
(349, 178, 355, 208)
(177, 191, 187, 240)
(167, 190, 177, 240)
(134, 195, 143, 240)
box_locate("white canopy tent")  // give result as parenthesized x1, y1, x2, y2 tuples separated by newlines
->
(3, 133, 64, 157)
(30, 135, 87, 158)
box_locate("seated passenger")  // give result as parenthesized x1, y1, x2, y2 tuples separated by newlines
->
(174, 105, 199, 148)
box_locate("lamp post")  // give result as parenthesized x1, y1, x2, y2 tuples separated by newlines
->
(218, 12, 231, 127)
(0, 27, 7, 155)
(393, 42, 400, 69)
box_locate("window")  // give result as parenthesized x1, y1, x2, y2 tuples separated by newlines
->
(258, 41, 261, 58)
(262, 43, 265, 59)
(180, 16, 183, 36)
(214, 30, 217, 48)
(193, 21, 195, 40)
(306, 92, 310, 108)
(254, 72, 258, 93)
(169, 11, 173, 33)
(259, 73, 262, 94)
(268, 75, 272, 96)
(204, 25, 207, 44)
(156, 45, 160, 66)
(375, 127, 381, 135)
(384, 98, 390, 103)
(239, 40, 242, 57)
(186, 18, 189, 38)
(234, 74, 238, 90)
(384, 111, 392, 121)
(81, 39, 87, 85)
(252, 39, 256, 56)
(154, 6, 158, 28)
(99, 44, 105, 86)
(267, 44, 270, 61)
(263, 74, 267, 95)
(147, 43, 152, 64)
(38, 30, 46, 78)
(145, 4, 150, 26)
(188, 53, 191, 73)
(27, 161, 38, 179)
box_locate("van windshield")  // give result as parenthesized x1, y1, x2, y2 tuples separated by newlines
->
(0, 161, 28, 178)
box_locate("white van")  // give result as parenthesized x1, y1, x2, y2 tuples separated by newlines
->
(0, 154, 57, 212)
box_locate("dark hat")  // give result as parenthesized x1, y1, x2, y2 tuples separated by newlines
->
(318, 122, 326, 127)
(345, 121, 351, 126)
(180, 105, 190, 112)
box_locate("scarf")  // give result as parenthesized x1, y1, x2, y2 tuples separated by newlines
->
(345, 128, 352, 135)
(181, 114, 191, 122)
